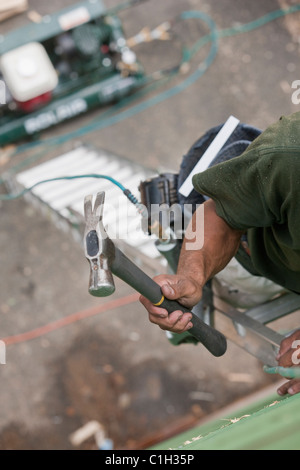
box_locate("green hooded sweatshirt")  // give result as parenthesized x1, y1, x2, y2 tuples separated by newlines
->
(192, 112, 300, 293)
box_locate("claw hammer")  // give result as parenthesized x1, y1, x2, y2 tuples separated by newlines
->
(84, 191, 227, 357)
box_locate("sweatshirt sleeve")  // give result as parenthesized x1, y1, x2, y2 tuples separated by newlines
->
(192, 146, 278, 231)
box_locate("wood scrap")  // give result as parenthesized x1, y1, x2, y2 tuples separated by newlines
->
(0, 0, 28, 22)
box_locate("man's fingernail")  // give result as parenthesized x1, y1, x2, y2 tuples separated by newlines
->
(288, 387, 295, 395)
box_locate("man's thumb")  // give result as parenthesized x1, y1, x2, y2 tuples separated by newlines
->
(161, 283, 178, 299)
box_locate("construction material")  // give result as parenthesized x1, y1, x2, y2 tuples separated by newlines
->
(150, 392, 300, 450)
(69, 420, 113, 449)
(0, 0, 28, 22)
(178, 115, 240, 197)
(214, 296, 285, 367)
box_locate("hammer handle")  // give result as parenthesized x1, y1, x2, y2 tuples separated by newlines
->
(112, 247, 227, 357)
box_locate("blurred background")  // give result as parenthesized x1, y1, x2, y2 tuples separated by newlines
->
(0, 0, 299, 450)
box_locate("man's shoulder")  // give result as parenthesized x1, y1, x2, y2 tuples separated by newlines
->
(238, 112, 300, 174)
(255, 112, 300, 152)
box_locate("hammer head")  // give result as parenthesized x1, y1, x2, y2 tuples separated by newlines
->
(84, 191, 116, 297)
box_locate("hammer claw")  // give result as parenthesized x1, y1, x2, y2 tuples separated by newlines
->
(84, 191, 116, 297)
(84, 192, 106, 231)
(84, 194, 93, 224)
(94, 192, 105, 220)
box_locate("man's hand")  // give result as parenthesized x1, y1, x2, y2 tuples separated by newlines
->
(276, 329, 300, 396)
(139, 274, 202, 334)
(139, 200, 242, 335)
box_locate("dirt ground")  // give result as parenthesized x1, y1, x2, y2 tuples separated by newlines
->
(0, 0, 300, 450)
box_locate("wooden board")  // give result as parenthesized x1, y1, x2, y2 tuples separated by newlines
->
(0, 0, 28, 22)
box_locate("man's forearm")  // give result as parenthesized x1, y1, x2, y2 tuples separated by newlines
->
(139, 199, 244, 333)
(177, 199, 244, 288)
